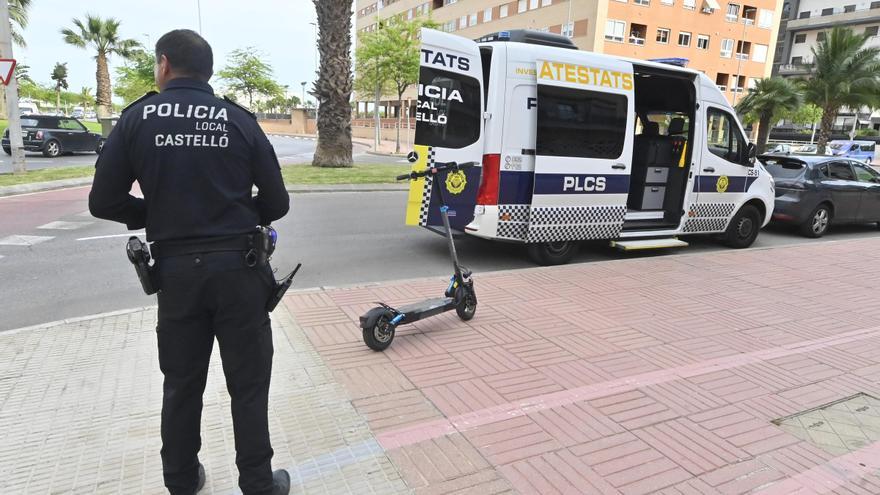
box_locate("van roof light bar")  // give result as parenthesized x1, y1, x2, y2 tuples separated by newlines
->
(476, 29, 577, 49)
(648, 57, 690, 67)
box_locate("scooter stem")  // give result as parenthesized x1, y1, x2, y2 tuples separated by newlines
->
(433, 171, 464, 282)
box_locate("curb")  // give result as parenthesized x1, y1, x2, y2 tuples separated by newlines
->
(0, 177, 94, 197)
(0, 305, 157, 336)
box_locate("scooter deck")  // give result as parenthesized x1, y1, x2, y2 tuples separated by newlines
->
(395, 297, 455, 324)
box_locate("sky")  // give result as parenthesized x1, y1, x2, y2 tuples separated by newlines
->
(14, 0, 320, 104)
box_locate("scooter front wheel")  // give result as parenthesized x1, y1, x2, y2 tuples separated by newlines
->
(455, 285, 477, 321)
(363, 313, 396, 351)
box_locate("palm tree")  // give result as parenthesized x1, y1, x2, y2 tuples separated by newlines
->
(312, 0, 354, 167)
(79, 87, 93, 112)
(800, 26, 880, 154)
(51, 62, 69, 115)
(735, 77, 800, 154)
(8, 0, 31, 47)
(61, 15, 139, 119)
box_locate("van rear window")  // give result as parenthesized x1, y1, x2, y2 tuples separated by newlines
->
(762, 159, 805, 179)
(414, 66, 481, 149)
(536, 85, 627, 159)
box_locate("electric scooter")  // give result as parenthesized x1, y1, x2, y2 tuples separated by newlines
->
(359, 161, 478, 351)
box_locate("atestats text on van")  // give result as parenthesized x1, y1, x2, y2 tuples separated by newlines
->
(405, 29, 775, 265)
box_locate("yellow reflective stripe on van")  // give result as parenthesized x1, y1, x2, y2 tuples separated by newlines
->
(537, 61, 633, 91)
(679, 142, 687, 168)
(405, 144, 431, 226)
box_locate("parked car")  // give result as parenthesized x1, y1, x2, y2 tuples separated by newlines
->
(793, 144, 818, 154)
(765, 154, 880, 237)
(766, 143, 792, 154)
(71, 106, 84, 119)
(827, 140, 876, 163)
(1, 115, 105, 157)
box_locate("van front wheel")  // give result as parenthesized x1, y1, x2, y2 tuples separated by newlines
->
(526, 241, 579, 266)
(722, 205, 761, 249)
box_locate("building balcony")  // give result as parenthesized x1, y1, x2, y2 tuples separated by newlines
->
(778, 63, 812, 76)
(788, 9, 880, 31)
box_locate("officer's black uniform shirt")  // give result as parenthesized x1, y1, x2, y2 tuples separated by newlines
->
(89, 78, 290, 242)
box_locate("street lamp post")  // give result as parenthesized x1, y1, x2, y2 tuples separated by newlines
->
(300, 81, 306, 108)
(731, 8, 754, 107)
(0, 0, 25, 174)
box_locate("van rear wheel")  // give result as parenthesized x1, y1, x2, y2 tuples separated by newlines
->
(526, 241, 579, 266)
(722, 205, 761, 249)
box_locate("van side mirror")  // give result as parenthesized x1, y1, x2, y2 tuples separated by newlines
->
(746, 143, 757, 165)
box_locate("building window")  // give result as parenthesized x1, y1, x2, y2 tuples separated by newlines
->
(444, 20, 456, 32)
(726, 3, 740, 21)
(500, 4, 509, 17)
(845, 4, 855, 12)
(657, 28, 670, 43)
(798, 11, 810, 18)
(791, 56, 803, 64)
(518, 0, 527, 13)
(635, 0, 650, 5)
(678, 31, 691, 46)
(752, 43, 768, 62)
(817, 31, 825, 42)
(867, 26, 880, 37)
(794, 33, 806, 43)
(605, 20, 626, 42)
(662, 0, 673, 4)
(758, 9, 773, 28)
(459, 15, 467, 28)
(469, 13, 477, 26)
(542, 0, 552, 5)
(630, 24, 647, 44)
(715, 73, 729, 91)
(483, 7, 492, 22)
(736, 40, 751, 59)
(407, 9, 414, 19)
(530, 0, 539, 9)
(697, 34, 710, 49)
(720, 38, 734, 57)
(562, 21, 574, 38)
(821, 7, 833, 16)
(683, 0, 696, 9)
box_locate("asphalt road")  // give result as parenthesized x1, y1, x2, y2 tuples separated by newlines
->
(3, 186, 880, 331)
(0, 135, 405, 173)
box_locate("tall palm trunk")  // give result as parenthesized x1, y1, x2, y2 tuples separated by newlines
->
(756, 113, 772, 154)
(95, 51, 112, 119)
(816, 105, 837, 155)
(312, 0, 353, 168)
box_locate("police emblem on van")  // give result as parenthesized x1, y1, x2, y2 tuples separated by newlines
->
(445, 170, 467, 194)
(716, 175, 729, 193)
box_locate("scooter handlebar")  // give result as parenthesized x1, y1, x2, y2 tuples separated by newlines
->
(395, 161, 477, 181)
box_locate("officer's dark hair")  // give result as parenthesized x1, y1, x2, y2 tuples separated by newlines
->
(155, 29, 213, 81)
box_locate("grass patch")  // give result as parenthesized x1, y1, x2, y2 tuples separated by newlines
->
(0, 165, 94, 187)
(0, 119, 103, 136)
(282, 163, 409, 184)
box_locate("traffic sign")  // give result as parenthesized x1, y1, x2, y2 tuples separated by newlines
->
(0, 58, 15, 86)
(0, 59, 16, 86)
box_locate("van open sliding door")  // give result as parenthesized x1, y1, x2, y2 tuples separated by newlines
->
(527, 56, 635, 243)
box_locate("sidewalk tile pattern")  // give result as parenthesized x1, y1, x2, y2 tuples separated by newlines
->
(0, 305, 407, 494)
(285, 238, 880, 494)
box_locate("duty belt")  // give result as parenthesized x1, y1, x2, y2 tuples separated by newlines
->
(150, 235, 254, 259)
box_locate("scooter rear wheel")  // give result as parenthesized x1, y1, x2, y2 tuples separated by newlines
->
(363, 313, 396, 351)
(455, 285, 477, 321)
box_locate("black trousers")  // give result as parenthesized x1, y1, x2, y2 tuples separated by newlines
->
(155, 251, 276, 495)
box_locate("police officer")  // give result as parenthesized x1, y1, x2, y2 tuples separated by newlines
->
(89, 30, 290, 495)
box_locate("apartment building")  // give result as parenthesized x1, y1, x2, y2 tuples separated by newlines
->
(774, 0, 880, 76)
(355, 0, 782, 117)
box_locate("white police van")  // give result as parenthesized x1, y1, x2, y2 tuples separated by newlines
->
(405, 29, 774, 265)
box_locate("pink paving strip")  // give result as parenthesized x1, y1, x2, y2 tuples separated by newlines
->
(376, 326, 880, 450)
(755, 440, 880, 494)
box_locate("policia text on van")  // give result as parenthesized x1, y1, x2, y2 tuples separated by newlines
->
(403, 29, 775, 265)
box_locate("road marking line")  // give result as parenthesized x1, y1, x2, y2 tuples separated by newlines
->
(0, 235, 55, 246)
(77, 232, 145, 241)
(37, 220, 93, 230)
(375, 326, 880, 450)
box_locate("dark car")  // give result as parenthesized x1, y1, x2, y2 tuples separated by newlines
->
(764, 154, 880, 237)
(1, 115, 104, 158)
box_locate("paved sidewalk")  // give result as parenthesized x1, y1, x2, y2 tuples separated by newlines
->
(2, 237, 880, 494)
(285, 237, 880, 494)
